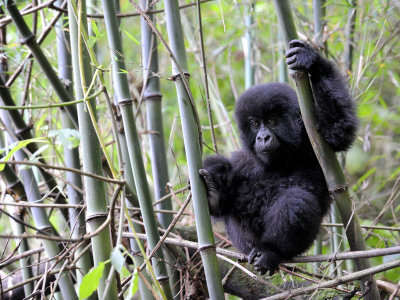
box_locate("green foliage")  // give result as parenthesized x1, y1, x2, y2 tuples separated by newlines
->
(79, 262, 105, 300)
(48, 128, 81, 149)
(0, 138, 46, 171)
(127, 270, 139, 299)
(1, 0, 400, 298)
(110, 245, 126, 274)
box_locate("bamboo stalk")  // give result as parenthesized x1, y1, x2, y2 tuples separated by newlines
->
(119, 133, 155, 300)
(160, 0, 225, 298)
(244, 2, 255, 89)
(273, 1, 380, 299)
(0, 115, 78, 299)
(5, 0, 78, 128)
(99, 1, 173, 298)
(140, 1, 183, 297)
(344, 0, 357, 73)
(313, 0, 325, 48)
(55, 0, 93, 288)
(278, 31, 289, 84)
(67, 1, 118, 299)
(140, 0, 173, 230)
(2, 2, 70, 219)
(0, 75, 69, 220)
(0, 133, 34, 297)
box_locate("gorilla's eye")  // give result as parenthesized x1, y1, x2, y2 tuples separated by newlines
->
(249, 118, 260, 128)
(268, 119, 276, 125)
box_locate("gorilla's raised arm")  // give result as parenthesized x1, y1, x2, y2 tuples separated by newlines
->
(286, 40, 357, 152)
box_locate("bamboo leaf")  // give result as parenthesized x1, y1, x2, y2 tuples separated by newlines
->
(124, 31, 140, 46)
(111, 246, 125, 274)
(127, 270, 139, 299)
(79, 262, 105, 300)
(0, 138, 46, 171)
(90, 19, 100, 38)
(48, 128, 81, 149)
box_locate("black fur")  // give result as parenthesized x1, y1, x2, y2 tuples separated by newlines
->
(201, 40, 357, 275)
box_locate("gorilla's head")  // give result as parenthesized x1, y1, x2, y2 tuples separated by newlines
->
(235, 83, 304, 165)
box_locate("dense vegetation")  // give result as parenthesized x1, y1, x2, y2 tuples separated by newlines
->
(0, 0, 399, 299)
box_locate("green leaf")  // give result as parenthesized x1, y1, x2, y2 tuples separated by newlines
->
(48, 128, 81, 149)
(111, 246, 125, 274)
(124, 31, 140, 46)
(79, 262, 105, 299)
(127, 270, 139, 299)
(91, 20, 100, 38)
(0, 138, 46, 171)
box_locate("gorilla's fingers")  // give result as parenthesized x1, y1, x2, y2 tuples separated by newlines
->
(199, 169, 220, 214)
(288, 39, 306, 49)
(286, 55, 297, 65)
(285, 47, 300, 58)
(248, 247, 260, 264)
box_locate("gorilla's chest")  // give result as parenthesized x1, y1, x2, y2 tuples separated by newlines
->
(233, 171, 316, 215)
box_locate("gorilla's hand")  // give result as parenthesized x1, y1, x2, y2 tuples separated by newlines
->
(285, 40, 320, 71)
(199, 169, 220, 215)
(248, 247, 261, 264)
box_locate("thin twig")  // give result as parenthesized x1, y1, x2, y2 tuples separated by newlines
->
(196, 0, 218, 153)
(139, 191, 192, 271)
(49, 0, 214, 19)
(260, 260, 400, 300)
(0, 160, 125, 184)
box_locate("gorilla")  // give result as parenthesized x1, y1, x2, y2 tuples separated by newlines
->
(200, 40, 357, 275)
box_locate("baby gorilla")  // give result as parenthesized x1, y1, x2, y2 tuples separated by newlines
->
(200, 40, 357, 275)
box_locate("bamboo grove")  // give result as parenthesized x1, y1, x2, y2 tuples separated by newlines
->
(0, 0, 399, 299)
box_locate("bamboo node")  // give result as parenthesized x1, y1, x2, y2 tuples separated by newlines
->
(143, 91, 162, 101)
(169, 72, 190, 81)
(157, 276, 170, 284)
(289, 70, 307, 79)
(86, 213, 108, 222)
(328, 183, 349, 194)
(20, 33, 36, 45)
(198, 244, 216, 252)
(117, 99, 133, 107)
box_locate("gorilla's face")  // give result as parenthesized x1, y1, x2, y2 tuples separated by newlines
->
(235, 83, 304, 166)
(248, 116, 280, 164)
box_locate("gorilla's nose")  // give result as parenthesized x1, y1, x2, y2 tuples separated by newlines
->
(257, 134, 271, 145)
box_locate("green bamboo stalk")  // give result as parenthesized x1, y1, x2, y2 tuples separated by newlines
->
(106, 6, 154, 293)
(244, 2, 255, 89)
(278, 31, 289, 84)
(161, 0, 225, 298)
(99, 1, 173, 298)
(273, 1, 380, 299)
(119, 133, 155, 300)
(1, 118, 78, 299)
(67, 1, 118, 299)
(55, 0, 93, 289)
(140, 2, 184, 296)
(312, 0, 332, 275)
(5, 0, 78, 128)
(0, 75, 68, 218)
(140, 0, 172, 237)
(1, 2, 70, 219)
(344, 0, 357, 73)
(313, 0, 325, 48)
(0, 132, 33, 297)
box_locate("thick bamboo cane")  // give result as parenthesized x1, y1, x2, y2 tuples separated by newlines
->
(273, 1, 380, 299)
(67, 1, 118, 298)
(99, 0, 174, 298)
